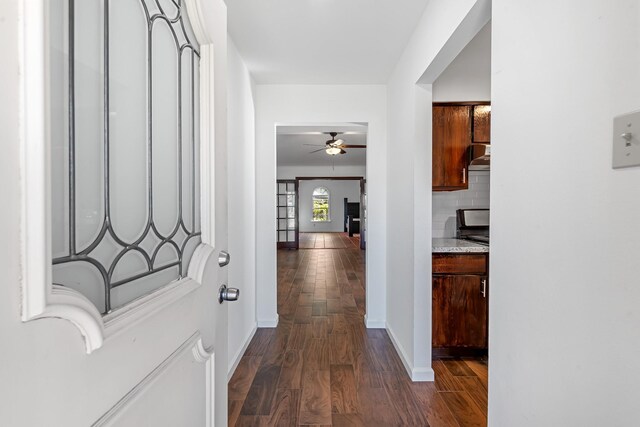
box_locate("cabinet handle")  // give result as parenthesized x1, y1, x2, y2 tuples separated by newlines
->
(481, 279, 487, 298)
(462, 168, 466, 184)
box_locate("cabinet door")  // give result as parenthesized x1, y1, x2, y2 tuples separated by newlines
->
(432, 275, 488, 348)
(473, 105, 491, 144)
(432, 106, 471, 190)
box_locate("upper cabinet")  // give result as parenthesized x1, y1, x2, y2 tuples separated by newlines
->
(433, 105, 472, 191)
(472, 105, 491, 144)
(432, 102, 490, 191)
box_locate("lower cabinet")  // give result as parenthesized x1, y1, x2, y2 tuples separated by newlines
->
(432, 253, 488, 356)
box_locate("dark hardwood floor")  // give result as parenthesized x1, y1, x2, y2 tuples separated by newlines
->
(228, 247, 488, 426)
(299, 232, 360, 249)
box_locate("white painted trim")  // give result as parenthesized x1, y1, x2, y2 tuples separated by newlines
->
(184, 0, 213, 44)
(227, 323, 257, 381)
(192, 337, 216, 427)
(103, 278, 198, 339)
(198, 43, 216, 248)
(386, 323, 435, 382)
(187, 244, 216, 283)
(19, 0, 218, 354)
(364, 314, 386, 329)
(47, 286, 105, 349)
(411, 366, 435, 382)
(257, 315, 279, 328)
(93, 332, 214, 426)
(20, 0, 50, 322)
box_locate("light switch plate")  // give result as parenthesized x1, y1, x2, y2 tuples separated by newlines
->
(613, 110, 640, 169)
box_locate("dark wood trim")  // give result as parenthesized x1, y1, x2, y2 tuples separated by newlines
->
(343, 198, 348, 232)
(434, 186, 471, 192)
(432, 347, 488, 358)
(433, 101, 490, 106)
(360, 179, 366, 250)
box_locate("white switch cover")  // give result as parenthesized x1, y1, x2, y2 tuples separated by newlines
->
(613, 110, 640, 169)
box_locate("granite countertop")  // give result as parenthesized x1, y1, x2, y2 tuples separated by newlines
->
(432, 238, 489, 253)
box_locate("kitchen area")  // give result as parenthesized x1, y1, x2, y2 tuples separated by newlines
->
(431, 22, 491, 360)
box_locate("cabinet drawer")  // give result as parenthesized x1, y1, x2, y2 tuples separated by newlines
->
(432, 253, 487, 274)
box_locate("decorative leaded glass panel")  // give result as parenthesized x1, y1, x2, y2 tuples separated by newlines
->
(50, 0, 202, 314)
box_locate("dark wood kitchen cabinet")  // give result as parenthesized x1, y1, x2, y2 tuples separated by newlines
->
(432, 105, 472, 191)
(432, 102, 491, 191)
(432, 253, 488, 357)
(472, 104, 491, 144)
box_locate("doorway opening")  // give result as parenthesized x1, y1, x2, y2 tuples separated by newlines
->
(275, 123, 368, 324)
(428, 20, 491, 417)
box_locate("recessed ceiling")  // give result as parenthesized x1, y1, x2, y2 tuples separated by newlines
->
(227, 0, 430, 84)
(277, 124, 367, 167)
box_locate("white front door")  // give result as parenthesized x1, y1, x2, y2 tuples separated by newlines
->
(0, 0, 229, 425)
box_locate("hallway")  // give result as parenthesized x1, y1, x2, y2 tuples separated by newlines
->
(228, 247, 487, 426)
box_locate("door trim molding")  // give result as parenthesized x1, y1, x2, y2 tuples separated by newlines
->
(93, 332, 215, 426)
(19, 0, 217, 354)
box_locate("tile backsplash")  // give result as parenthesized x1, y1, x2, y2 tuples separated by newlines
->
(432, 171, 490, 238)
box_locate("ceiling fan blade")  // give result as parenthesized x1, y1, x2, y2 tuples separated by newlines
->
(340, 144, 366, 148)
(309, 147, 327, 153)
(303, 143, 325, 147)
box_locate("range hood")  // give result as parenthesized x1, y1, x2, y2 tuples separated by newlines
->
(469, 144, 491, 171)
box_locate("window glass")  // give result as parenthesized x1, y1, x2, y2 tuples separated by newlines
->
(50, 0, 202, 314)
(312, 187, 330, 222)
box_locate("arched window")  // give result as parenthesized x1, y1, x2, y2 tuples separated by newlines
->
(312, 187, 330, 222)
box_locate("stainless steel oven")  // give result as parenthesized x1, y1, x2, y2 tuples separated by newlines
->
(456, 208, 489, 245)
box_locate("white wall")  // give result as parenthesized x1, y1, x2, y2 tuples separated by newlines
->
(490, 1, 640, 425)
(298, 180, 361, 232)
(255, 85, 387, 328)
(385, 0, 491, 381)
(227, 38, 257, 376)
(432, 171, 490, 238)
(277, 165, 366, 180)
(432, 22, 491, 102)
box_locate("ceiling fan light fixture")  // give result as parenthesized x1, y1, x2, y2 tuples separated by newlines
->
(326, 146, 342, 155)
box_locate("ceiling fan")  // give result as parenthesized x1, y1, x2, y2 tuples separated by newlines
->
(306, 132, 366, 156)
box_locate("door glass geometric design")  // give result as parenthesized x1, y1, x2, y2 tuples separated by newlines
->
(49, 0, 202, 314)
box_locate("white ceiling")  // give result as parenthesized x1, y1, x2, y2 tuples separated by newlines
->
(277, 124, 367, 167)
(227, 0, 430, 84)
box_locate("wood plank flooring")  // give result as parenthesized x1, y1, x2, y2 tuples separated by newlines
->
(228, 247, 488, 426)
(299, 232, 360, 249)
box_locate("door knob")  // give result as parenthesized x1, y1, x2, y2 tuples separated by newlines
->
(218, 250, 230, 267)
(218, 284, 239, 303)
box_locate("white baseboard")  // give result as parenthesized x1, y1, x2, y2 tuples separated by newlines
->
(410, 366, 435, 382)
(227, 324, 257, 381)
(386, 323, 435, 382)
(364, 314, 385, 329)
(257, 314, 279, 328)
